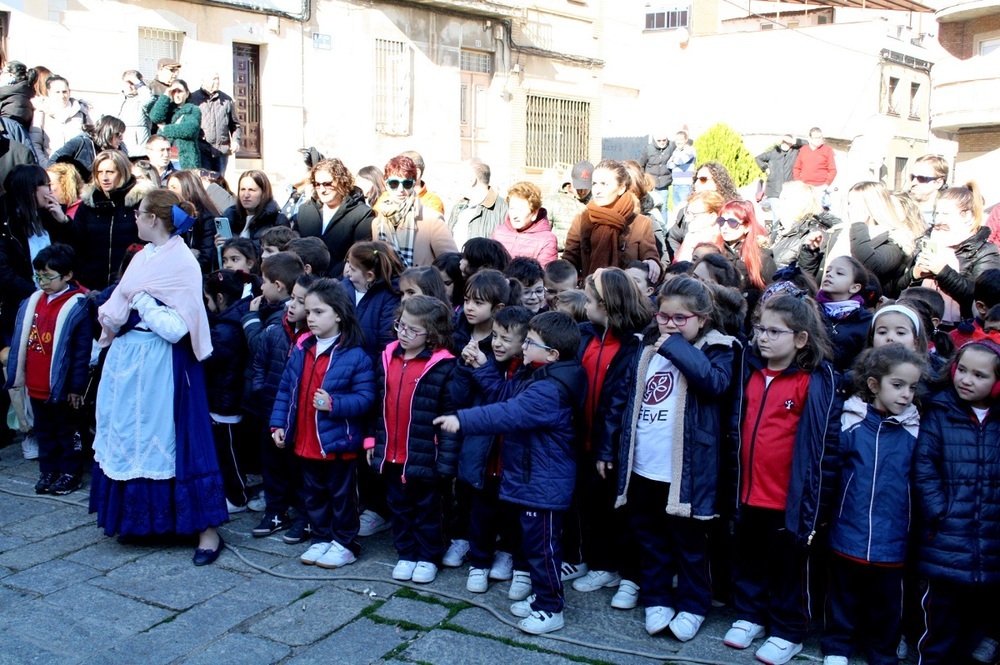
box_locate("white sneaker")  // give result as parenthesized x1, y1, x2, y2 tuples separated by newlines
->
(21, 435, 38, 460)
(300, 542, 332, 565)
(358, 510, 390, 537)
(467, 567, 489, 593)
(441, 539, 470, 567)
(489, 551, 514, 581)
(392, 559, 416, 581)
(316, 541, 356, 569)
(511, 594, 536, 618)
(723, 620, 766, 649)
(668, 611, 705, 642)
(411, 561, 438, 584)
(508, 570, 532, 600)
(560, 561, 588, 582)
(823, 656, 849, 665)
(572, 569, 621, 592)
(518, 610, 564, 635)
(754, 636, 803, 665)
(973, 637, 999, 663)
(226, 499, 247, 514)
(644, 606, 675, 635)
(247, 491, 266, 512)
(610, 580, 640, 609)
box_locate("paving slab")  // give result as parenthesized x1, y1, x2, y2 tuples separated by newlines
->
(64, 537, 162, 571)
(0, 632, 73, 665)
(0, 582, 37, 608)
(286, 618, 418, 665)
(88, 548, 247, 610)
(399, 628, 570, 665)
(2, 504, 94, 540)
(182, 632, 292, 665)
(0, 525, 105, 571)
(248, 584, 376, 646)
(375, 595, 451, 627)
(43, 582, 174, 633)
(3, 559, 101, 595)
(0, 596, 134, 659)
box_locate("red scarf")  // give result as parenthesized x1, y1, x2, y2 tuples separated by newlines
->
(577, 193, 636, 276)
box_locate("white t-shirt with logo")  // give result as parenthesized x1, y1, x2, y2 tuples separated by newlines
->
(633, 353, 680, 482)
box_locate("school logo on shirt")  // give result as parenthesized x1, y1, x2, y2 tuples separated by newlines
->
(644, 371, 674, 405)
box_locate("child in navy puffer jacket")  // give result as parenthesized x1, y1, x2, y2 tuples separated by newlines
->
(823, 345, 924, 665)
(271, 279, 375, 569)
(341, 241, 403, 366)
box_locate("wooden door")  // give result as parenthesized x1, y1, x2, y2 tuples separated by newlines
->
(233, 43, 261, 159)
(459, 50, 491, 161)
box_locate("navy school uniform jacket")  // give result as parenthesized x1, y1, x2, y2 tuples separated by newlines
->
(829, 395, 920, 563)
(821, 304, 873, 373)
(915, 387, 1000, 584)
(5, 284, 92, 402)
(729, 352, 843, 547)
(456, 359, 587, 512)
(614, 328, 735, 519)
(205, 300, 249, 416)
(341, 277, 400, 367)
(248, 313, 306, 419)
(270, 337, 376, 455)
(368, 342, 460, 482)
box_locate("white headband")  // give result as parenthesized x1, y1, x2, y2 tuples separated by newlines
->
(872, 304, 921, 334)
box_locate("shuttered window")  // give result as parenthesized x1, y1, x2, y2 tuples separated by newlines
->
(374, 39, 411, 136)
(525, 95, 590, 168)
(138, 27, 184, 81)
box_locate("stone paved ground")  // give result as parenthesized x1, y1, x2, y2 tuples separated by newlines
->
(0, 442, 867, 664)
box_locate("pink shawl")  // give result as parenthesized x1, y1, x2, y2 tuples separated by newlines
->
(98, 236, 213, 361)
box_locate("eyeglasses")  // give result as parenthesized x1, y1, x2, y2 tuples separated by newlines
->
(386, 178, 415, 191)
(910, 174, 939, 184)
(716, 216, 743, 228)
(523, 287, 546, 298)
(523, 338, 554, 352)
(33, 273, 64, 284)
(752, 325, 798, 340)
(696, 176, 712, 184)
(393, 320, 427, 339)
(312, 180, 336, 190)
(654, 311, 699, 326)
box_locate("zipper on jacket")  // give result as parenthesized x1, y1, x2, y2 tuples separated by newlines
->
(392, 359, 408, 464)
(806, 365, 837, 546)
(742, 376, 773, 504)
(866, 421, 883, 561)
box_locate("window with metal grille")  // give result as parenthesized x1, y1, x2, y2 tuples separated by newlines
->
(460, 50, 492, 74)
(374, 39, 411, 136)
(644, 5, 689, 31)
(525, 95, 590, 169)
(138, 27, 184, 81)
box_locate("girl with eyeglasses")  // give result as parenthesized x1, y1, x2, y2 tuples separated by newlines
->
(367, 294, 460, 585)
(613, 276, 735, 641)
(724, 294, 840, 664)
(372, 155, 457, 268)
(292, 158, 376, 278)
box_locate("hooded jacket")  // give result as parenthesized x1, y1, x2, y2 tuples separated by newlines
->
(30, 98, 93, 164)
(457, 359, 587, 511)
(491, 208, 559, 267)
(830, 396, 920, 563)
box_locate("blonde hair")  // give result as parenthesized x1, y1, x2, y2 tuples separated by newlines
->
(849, 181, 921, 251)
(939, 181, 985, 230)
(46, 163, 82, 206)
(506, 181, 542, 212)
(778, 181, 823, 222)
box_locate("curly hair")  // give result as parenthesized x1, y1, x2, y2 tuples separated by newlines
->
(695, 162, 740, 202)
(310, 158, 355, 199)
(507, 181, 542, 212)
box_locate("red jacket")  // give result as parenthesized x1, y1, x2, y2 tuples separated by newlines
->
(793, 144, 837, 186)
(491, 209, 559, 267)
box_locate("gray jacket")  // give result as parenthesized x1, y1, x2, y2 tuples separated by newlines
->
(188, 89, 242, 157)
(447, 188, 508, 242)
(118, 84, 153, 158)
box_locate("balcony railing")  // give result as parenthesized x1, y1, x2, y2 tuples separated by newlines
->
(931, 52, 1000, 131)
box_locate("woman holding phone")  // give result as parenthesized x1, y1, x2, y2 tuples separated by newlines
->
(216, 170, 289, 259)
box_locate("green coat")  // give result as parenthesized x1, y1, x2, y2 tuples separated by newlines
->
(149, 95, 203, 169)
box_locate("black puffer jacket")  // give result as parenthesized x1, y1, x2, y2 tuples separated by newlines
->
(223, 199, 290, 253)
(0, 81, 34, 129)
(205, 300, 248, 416)
(293, 190, 375, 277)
(896, 227, 1000, 321)
(370, 342, 459, 482)
(638, 141, 676, 189)
(915, 388, 1000, 584)
(771, 211, 839, 271)
(248, 314, 306, 419)
(849, 222, 910, 299)
(754, 142, 802, 199)
(73, 178, 154, 291)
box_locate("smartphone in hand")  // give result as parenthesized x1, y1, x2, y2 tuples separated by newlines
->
(215, 216, 233, 239)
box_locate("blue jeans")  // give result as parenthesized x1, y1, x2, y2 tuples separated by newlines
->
(672, 184, 692, 209)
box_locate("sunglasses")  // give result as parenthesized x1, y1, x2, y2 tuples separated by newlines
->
(909, 174, 939, 184)
(312, 180, 336, 189)
(387, 178, 415, 191)
(696, 176, 712, 184)
(716, 216, 743, 228)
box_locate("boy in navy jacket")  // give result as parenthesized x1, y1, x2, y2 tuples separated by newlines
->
(5, 244, 92, 495)
(435, 311, 587, 636)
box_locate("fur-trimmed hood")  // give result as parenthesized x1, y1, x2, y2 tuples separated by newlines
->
(81, 177, 154, 208)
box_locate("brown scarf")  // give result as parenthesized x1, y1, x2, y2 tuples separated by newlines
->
(578, 193, 636, 276)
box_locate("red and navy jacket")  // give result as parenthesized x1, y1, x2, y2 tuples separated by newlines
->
(270, 336, 375, 456)
(368, 341, 460, 481)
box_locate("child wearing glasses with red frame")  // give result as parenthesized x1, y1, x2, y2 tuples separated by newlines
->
(724, 293, 841, 665)
(365, 295, 459, 586)
(612, 276, 735, 642)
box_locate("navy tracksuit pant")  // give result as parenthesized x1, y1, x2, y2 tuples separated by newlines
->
(466, 476, 518, 570)
(918, 578, 1000, 665)
(300, 456, 360, 554)
(821, 553, 903, 665)
(520, 508, 565, 613)
(31, 398, 83, 476)
(383, 463, 446, 563)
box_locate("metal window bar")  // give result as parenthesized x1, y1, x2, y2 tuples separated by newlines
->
(374, 39, 411, 135)
(460, 50, 492, 74)
(138, 27, 183, 81)
(525, 96, 590, 169)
